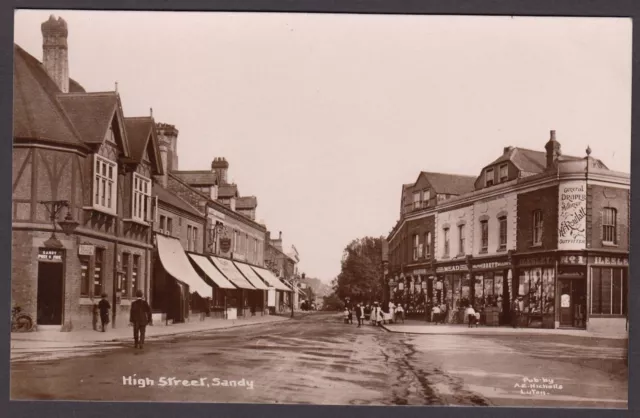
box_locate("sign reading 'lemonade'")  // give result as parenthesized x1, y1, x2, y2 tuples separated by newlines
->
(558, 181, 587, 250)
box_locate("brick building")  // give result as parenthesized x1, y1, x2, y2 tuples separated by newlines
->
(12, 17, 161, 331)
(387, 131, 629, 333)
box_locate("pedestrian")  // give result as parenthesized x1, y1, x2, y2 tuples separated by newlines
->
(376, 303, 384, 326)
(465, 304, 476, 328)
(371, 302, 378, 326)
(439, 302, 448, 324)
(364, 304, 371, 322)
(396, 304, 405, 323)
(130, 289, 152, 349)
(348, 307, 354, 324)
(431, 304, 441, 324)
(356, 303, 364, 327)
(98, 293, 110, 332)
(344, 307, 350, 324)
(511, 297, 521, 328)
(388, 300, 396, 323)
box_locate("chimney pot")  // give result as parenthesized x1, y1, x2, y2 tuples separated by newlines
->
(550, 130, 556, 141)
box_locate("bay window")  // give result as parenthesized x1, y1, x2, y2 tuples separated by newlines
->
(93, 155, 118, 214)
(132, 173, 152, 222)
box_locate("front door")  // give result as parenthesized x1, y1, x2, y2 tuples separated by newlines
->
(37, 261, 64, 325)
(558, 278, 586, 328)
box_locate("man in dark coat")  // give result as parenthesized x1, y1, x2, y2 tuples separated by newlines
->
(130, 289, 152, 349)
(98, 293, 111, 332)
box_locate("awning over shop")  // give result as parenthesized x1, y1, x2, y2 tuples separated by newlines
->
(251, 266, 291, 292)
(209, 256, 256, 290)
(187, 253, 236, 290)
(233, 262, 270, 290)
(156, 234, 213, 297)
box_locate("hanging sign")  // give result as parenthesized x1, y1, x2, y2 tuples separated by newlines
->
(558, 181, 587, 250)
(219, 238, 231, 253)
(78, 244, 95, 256)
(38, 248, 64, 263)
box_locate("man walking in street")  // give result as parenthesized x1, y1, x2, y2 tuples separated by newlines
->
(130, 290, 152, 349)
(98, 293, 110, 332)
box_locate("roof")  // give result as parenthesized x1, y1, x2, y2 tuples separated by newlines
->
(57, 92, 119, 145)
(418, 172, 476, 195)
(173, 170, 217, 186)
(488, 147, 583, 175)
(124, 117, 153, 161)
(13, 44, 86, 148)
(218, 184, 238, 198)
(236, 196, 257, 209)
(153, 183, 204, 218)
(69, 78, 86, 93)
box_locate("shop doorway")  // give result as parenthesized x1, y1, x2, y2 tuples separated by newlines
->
(558, 278, 587, 328)
(36, 261, 64, 325)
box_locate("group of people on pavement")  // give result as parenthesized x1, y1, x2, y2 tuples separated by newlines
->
(343, 301, 405, 327)
(95, 290, 153, 349)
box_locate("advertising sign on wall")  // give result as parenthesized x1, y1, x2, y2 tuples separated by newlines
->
(558, 181, 587, 250)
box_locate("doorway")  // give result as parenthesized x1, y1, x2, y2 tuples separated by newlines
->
(37, 261, 64, 325)
(558, 278, 587, 328)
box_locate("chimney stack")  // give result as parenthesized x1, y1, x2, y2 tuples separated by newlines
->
(544, 129, 561, 169)
(503, 146, 514, 154)
(154, 123, 179, 187)
(211, 157, 230, 185)
(41, 15, 69, 93)
(279, 231, 282, 240)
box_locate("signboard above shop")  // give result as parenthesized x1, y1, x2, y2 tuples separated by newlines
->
(518, 256, 555, 266)
(38, 248, 64, 262)
(559, 255, 586, 265)
(435, 264, 468, 273)
(472, 260, 511, 270)
(558, 181, 587, 251)
(591, 256, 628, 266)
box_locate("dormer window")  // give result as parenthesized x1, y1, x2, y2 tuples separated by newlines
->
(499, 164, 508, 183)
(485, 168, 494, 187)
(413, 192, 421, 210)
(132, 173, 152, 223)
(423, 189, 431, 207)
(93, 154, 118, 214)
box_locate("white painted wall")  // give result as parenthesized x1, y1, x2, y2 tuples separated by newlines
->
(472, 193, 517, 256)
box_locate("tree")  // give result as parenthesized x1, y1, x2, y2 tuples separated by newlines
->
(333, 236, 383, 304)
(322, 293, 343, 311)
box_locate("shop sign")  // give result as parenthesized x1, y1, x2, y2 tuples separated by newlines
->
(592, 256, 628, 266)
(559, 255, 586, 265)
(558, 270, 585, 278)
(38, 248, 63, 263)
(219, 238, 231, 253)
(435, 264, 468, 273)
(412, 269, 427, 276)
(558, 181, 587, 250)
(472, 260, 511, 270)
(78, 244, 95, 256)
(518, 256, 554, 266)
(561, 294, 570, 308)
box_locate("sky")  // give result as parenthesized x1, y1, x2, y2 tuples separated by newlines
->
(14, 11, 632, 283)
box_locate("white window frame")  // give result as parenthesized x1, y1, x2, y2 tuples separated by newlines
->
(132, 172, 152, 223)
(602, 208, 617, 245)
(423, 189, 431, 207)
(485, 168, 494, 187)
(93, 154, 118, 214)
(499, 164, 508, 182)
(413, 192, 421, 209)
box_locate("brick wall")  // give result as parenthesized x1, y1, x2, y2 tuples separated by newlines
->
(516, 186, 558, 252)
(587, 185, 630, 251)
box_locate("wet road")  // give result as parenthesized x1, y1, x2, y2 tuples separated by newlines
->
(11, 313, 627, 408)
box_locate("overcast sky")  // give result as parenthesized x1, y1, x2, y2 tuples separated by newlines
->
(14, 11, 632, 283)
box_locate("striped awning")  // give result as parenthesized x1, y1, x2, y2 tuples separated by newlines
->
(251, 266, 291, 292)
(187, 253, 236, 290)
(156, 234, 212, 297)
(209, 256, 256, 290)
(233, 261, 269, 290)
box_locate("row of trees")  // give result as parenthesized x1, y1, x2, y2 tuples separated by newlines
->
(322, 236, 384, 310)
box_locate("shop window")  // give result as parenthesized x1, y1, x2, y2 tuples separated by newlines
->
(458, 224, 466, 255)
(132, 255, 140, 296)
(602, 208, 617, 244)
(480, 220, 488, 252)
(591, 267, 626, 315)
(80, 256, 90, 296)
(93, 248, 105, 297)
(532, 210, 543, 245)
(93, 155, 118, 214)
(132, 173, 152, 222)
(443, 228, 450, 257)
(498, 216, 507, 249)
(121, 252, 130, 298)
(518, 268, 555, 314)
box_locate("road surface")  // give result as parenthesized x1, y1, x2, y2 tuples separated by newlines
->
(11, 312, 627, 407)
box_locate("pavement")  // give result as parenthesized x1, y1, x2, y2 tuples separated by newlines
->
(10, 312, 627, 408)
(381, 319, 629, 340)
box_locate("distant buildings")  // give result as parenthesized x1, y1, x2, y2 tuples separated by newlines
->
(11, 15, 301, 332)
(386, 131, 629, 334)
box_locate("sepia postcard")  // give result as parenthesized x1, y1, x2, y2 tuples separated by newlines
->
(10, 9, 630, 409)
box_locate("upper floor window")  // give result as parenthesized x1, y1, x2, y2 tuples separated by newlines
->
(480, 220, 489, 252)
(412, 234, 419, 260)
(192, 227, 199, 252)
(602, 208, 617, 244)
(425, 232, 432, 258)
(159, 215, 166, 233)
(499, 164, 508, 182)
(485, 168, 494, 187)
(132, 173, 151, 222)
(443, 228, 450, 257)
(532, 210, 543, 245)
(458, 224, 466, 255)
(423, 189, 431, 207)
(413, 192, 421, 209)
(498, 216, 507, 249)
(93, 155, 118, 214)
(166, 217, 173, 235)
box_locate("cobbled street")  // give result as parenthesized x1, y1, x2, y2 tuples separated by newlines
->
(11, 313, 627, 408)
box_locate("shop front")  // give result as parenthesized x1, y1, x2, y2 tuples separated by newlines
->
(514, 254, 557, 329)
(394, 266, 434, 318)
(587, 254, 628, 334)
(470, 256, 513, 326)
(435, 260, 470, 324)
(556, 254, 588, 329)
